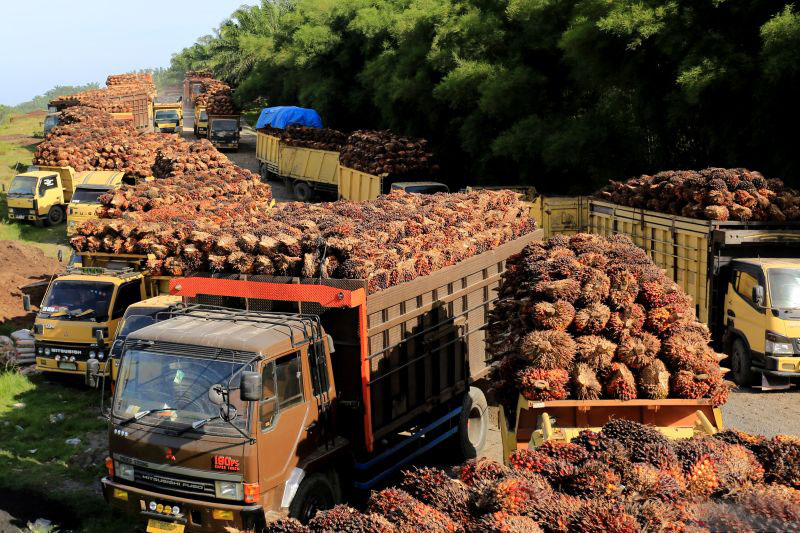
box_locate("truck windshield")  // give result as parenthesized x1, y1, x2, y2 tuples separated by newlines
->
(44, 115, 59, 130)
(8, 176, 37, 196)
(41, 280, 114, 321)
(71, 187, 109, 204)
(768, 268, 800, 309)
(114, 349, 249, 433)
(199, 110, 208, 121)
(155, 110, 179, 121)
(212, 120, 238, 132)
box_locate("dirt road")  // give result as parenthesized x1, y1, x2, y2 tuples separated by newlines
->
(180, 102, 293, 202)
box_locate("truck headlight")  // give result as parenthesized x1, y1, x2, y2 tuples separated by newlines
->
(115, 461, 135, 481)
(44, 347, 51, 356)
(766, 331, 794, 355)
(215, 480, 242, 500)
(98, 352, 105, 360)
(89, 351, 97, 359)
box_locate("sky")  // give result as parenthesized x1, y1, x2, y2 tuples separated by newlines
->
(0, 0, 248, 106)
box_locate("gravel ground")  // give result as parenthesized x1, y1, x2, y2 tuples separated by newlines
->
(722, 386, 800, 437)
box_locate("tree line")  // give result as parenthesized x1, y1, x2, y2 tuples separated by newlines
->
(166, 0, 800, 193)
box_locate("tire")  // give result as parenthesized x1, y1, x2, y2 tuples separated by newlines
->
(289, 473, 335, 524)
(47, 206, 64, 226)
(293, 181, 313, 202)
(456, 387, 488, 460)
(731, 338, 754, 386)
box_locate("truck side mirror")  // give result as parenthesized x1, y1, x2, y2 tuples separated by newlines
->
(95, 328, 104, 345)
(57, 249, 63, 263)
(22, 295, 31, 312)
(753, 286, 765, 307)
(85, 358, 100, 387)
(208, 384, 225, 406)
(240, 372, 262, 401)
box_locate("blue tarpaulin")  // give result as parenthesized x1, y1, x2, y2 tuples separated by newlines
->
(255, 106, 323, 130)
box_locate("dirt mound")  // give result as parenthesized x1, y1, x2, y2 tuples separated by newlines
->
(0, 241, 62, 324)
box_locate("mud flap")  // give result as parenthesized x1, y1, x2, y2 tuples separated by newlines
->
(755, 369, 793, 391)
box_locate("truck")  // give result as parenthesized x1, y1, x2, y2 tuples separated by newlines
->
(7, 166, 94, 226)
(66, 171, 126, 237)
(98, 229, 542, 531)
(254, 107, 335, 200)
(33, 252, 173, 378)
(207, 114, 241, 151)
(585, 198, 800, 390)
(193, 105, 208, 138)
(43, 112, 60, 136)
(154, 100, 183, 134)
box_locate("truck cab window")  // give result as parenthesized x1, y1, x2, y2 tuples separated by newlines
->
(39, 176, 57, 195)
(259, 352, 303, 431)
(111, 280, 142, 319)
(735, 271, 759, 306)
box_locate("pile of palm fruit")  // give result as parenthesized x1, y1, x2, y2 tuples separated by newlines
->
(487, 234, 732, 409)
(70, 190, 534, 287)
(598, 167, 800, 221)
(258, 125, 348, 151)
(339, 129, 438, 179)
(264, 420, 800, 532)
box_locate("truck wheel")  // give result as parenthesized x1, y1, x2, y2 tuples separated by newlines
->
(456, 387, 488, 460)
(289, 473, 335, 524)
(293, 182, 313, 202)
(47, 206, 64, 226)
(731, 339, 754, 386)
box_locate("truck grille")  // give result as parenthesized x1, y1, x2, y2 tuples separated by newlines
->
(11, 208, 31, 216)
(133, 467, 216, 498)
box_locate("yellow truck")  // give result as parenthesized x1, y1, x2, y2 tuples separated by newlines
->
(256, 132, 341, 202)
(193, 105, 208, 138)
(66, 171, 126, 237)
(573, 198, 800, 389)
(153, 100, 183, 133)
(7, 166, 97, 226)
(32, 252, 173, 378)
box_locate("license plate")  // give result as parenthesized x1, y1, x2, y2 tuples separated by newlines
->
(147, 520, 184, 533)
(58, 362, 77, 370)
(15, 214, 26, 219)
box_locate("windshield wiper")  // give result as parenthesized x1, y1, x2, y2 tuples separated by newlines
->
(119, 408, 176, 426)
(176, 415, 221, 436)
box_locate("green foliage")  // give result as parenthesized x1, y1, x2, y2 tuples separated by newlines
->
(161, 0, 800, 191)
(11, 84, 100, 115)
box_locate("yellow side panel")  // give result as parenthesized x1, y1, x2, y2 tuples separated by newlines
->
(255, 132, 280, 172)
(338, 166, 382, 202)
(587, 199, 710, 323)
(538, 196, 587, 238)
(279, 146, 339, 185)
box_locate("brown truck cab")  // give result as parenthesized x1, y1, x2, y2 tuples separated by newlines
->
(102, 306, 340, 532)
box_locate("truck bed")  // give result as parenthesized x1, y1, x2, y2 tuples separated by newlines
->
(171, 229, 543, 454)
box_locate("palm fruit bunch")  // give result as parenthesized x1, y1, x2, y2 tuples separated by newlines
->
(367, 488, 459, 531)
(597, 167, 800, 221)
(307, 505, 396, 532)
(398, 467, 471, 524)
(487, 233, 732, 412)
(263, 517, 311, 532)
(468, 511, 543, 533)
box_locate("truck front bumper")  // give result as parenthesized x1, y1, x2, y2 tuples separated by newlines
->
(761, 356, 800, 374)
(7, 208, 39, 222)
(101, 477, 267, 533)
(211, 142, 239, 149)
(36, 357, 110, 376)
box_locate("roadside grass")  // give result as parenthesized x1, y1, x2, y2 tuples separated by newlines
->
(242, 107, 261, 127)
(0, 111, 43, 190)
(0, 371, 131, 531)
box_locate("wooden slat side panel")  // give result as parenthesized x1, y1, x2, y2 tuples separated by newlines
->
(364, 231, 542, 439)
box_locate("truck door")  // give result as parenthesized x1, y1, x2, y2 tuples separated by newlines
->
(38, 175, 61, 215)
(109, 280, 144, 341)
(257, 350, 312, 502)
(727, 266, 767, 357)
